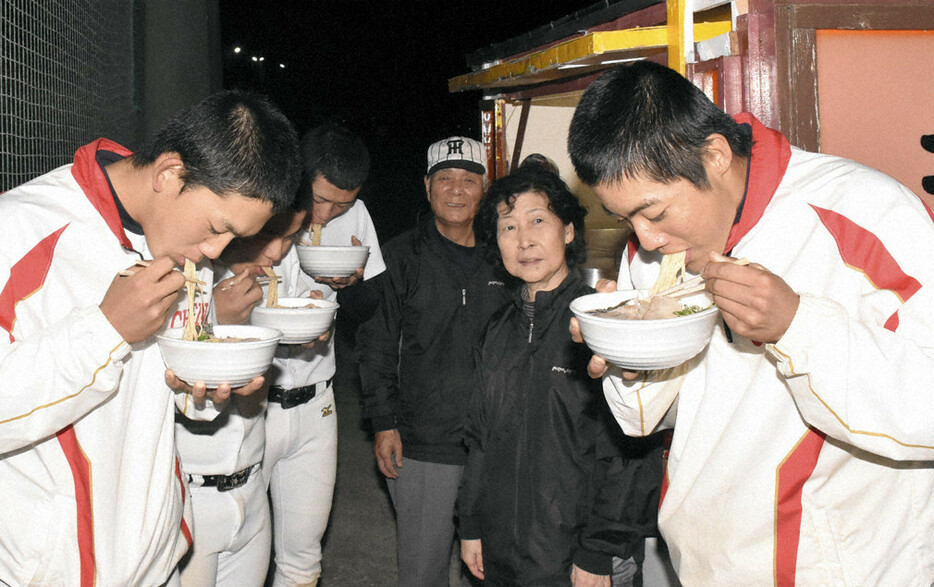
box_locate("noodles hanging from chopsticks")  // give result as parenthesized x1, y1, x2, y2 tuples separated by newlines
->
(182, 260, 206, 341)
(262, 267, 279, 308)
(649, 251, 686, 296)
(310, 223, 322, 246)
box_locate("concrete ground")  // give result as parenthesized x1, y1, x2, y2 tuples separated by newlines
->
(317, 329, 399, 586)
(314, 325, 468, 587)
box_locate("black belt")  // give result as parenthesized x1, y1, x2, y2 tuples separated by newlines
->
(189, 464, 257, 492)
(268, 379, 332, 409)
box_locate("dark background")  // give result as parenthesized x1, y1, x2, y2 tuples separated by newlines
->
(220, 1, 596, 242)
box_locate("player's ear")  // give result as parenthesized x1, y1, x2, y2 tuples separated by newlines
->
(152, 152, 186, 195)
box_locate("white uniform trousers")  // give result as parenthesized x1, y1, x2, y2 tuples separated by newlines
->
(263, 383, 338, 586)
(178, 465, 271, 586)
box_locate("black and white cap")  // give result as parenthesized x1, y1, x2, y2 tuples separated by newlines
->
(426, 136, 486, 176)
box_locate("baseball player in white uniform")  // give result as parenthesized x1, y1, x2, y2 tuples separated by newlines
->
(568, 61, 934, 584)
(265, 124, 386, 586)
(0, 91, 300, 586)
(176, 208, 312, 587)
(267, 200, 385, 586)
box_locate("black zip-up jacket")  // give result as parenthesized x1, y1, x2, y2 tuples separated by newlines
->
(357, 216, 508, 465)
(457, 271, 663, 584)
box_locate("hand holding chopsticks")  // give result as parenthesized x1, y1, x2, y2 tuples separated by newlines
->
(657, 257, 750, 299)
(702, 253, 797, 343)
(102, 257, 190, 343)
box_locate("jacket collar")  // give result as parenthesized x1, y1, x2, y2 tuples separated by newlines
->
(70, 138, 134, 249)
(511, 268, 587, 335)
(724, 113, 791, 253)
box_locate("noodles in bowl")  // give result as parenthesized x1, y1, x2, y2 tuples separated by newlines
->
(570, 251, 721, 370)
(570, 289, 719, 370)
(156, 324, 282, 388)
(250, 297, 339, 344)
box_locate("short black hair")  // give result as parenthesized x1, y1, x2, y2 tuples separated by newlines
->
(475, 165, 588, 279)
(132, 90, 301, 213)
(568, 60, 752, 189)
(300, 123, 370, 191)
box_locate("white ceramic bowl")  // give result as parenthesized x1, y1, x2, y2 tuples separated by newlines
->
(570, 289, 719, 370)
(156, 324, 282, 388)
(250, 297, 339, 344)
(295, 245, 370, 277)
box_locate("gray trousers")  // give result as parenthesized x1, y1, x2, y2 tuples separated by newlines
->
(386, 458, 464, 587)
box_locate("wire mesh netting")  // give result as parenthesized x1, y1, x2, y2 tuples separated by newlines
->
(0, 1, 138, 191)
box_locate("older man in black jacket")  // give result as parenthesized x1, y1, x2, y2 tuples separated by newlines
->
(358, 136, 508, 586)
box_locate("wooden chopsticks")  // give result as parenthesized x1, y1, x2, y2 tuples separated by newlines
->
(117, 259, 151, 277)
(117, 259, 206, 285)
(218, 273, 281, 292)
(654, 258, 750, 299)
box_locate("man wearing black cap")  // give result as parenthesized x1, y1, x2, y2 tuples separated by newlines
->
(358, 136, 508, 586)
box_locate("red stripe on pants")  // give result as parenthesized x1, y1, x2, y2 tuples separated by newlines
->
(175, 458, 193, 546)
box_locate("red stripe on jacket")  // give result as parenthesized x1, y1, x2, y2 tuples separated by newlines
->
(56, 426, 96, 587)
(774, 429, 825, 586)
(811, 204, 922, 332)
(0, 225, 69, 343)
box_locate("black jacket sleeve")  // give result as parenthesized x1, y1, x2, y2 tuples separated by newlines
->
(336, 277, 379, 325)
(357, 262, 405, 432)
(456, 344, 488, 540)
(578, 411, 665, 568)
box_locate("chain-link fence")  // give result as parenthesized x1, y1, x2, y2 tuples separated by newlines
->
(0, 1, 139, 191)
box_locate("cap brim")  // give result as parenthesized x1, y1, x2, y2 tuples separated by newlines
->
(428, 160, 486, 177)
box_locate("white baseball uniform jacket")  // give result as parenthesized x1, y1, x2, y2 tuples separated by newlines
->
(0, 139, 218, 586)
(263, 199, 385, 586)
(604, 115, 934, 585)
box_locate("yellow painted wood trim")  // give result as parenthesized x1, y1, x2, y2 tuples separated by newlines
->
(667, 0, 688, 74)
(449, 20, 731, 92)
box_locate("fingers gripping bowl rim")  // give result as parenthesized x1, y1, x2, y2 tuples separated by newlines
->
(295, 245, 370, 278)
(569, 289, 720, 370)
(156, 324, 282, 388)
(250, 297, 339, 344)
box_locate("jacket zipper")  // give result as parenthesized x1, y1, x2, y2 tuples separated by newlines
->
(528, 316, 534, 343)
(462, 288, 466, 306)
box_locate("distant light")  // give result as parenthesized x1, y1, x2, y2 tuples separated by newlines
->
(251, 56, 258, 62)
(233, 46, 241, 54)
(259, 57, 265, 62)
(279, 63, 286, 69)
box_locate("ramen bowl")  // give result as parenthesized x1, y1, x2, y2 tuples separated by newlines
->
(295, 245, 370, 277)
(570, 289, 719, 370)
(250, 298, 339, 344)
(157, 324, 282, 388)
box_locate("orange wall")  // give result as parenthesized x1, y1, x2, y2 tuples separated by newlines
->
(816, 29, 934, 209)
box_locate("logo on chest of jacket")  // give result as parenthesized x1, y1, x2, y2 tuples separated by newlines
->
(488, 280, 505, 287)
(551, 365, 575, 376)
(321, 404, 333, 417)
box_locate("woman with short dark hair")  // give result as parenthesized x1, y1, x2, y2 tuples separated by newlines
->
(458, 165, 661, 586)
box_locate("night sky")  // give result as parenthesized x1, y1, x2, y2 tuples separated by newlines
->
(220, 1, 596, 240)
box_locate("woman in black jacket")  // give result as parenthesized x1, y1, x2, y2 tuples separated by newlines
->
(458, 165, 662, 586)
